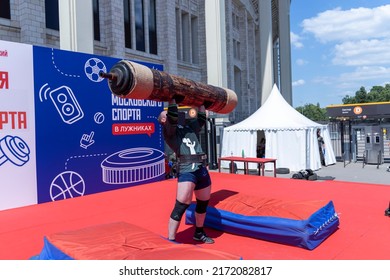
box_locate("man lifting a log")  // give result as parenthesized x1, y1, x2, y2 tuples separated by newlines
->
(158, 99, 214, 244)
(100, 60, 239, 244)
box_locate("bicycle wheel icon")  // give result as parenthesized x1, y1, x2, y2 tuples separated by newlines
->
(50, 171, 85, 201)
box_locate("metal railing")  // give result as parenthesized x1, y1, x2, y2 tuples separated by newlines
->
(362, 150, 382, 169)
(343, 152, 351, 168)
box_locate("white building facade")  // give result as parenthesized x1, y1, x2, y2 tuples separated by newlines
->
(0, 0, 292, 124)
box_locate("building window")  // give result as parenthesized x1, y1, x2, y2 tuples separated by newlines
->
(232, 12, 240, 30)
(176, 8, 199, 64)
(124, 0, 157, 54)
(134, 0, 145, 52)
(148, 0, 157, 54)
(233, 39, 240, 60)
(191, 15, 199, 64)
(175, 8, 181, 60)
(93, 0, 100, 41)
(45, 0, 59, 30)
(124, 0, 132, 48)
(181, 12, 190, 62)
(0, 0, 11, 19)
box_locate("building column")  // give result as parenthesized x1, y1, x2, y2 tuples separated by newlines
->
(259, 0, 274, 104)
(278, 0, 292, 104)
(19, 1, 45, 45)
(157, 1, 177, 74)
(205, 0, 227, 88)
(143, 0, 150, 53)
(103, 0, 125, 58)
(59, 0, 93, 54)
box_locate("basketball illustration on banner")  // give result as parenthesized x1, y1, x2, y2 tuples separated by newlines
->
(50, 171, 85, 201)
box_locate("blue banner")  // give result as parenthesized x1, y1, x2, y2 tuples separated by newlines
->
(33, 46, 164, 203)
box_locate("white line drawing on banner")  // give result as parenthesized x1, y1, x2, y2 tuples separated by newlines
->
(0, 135, 30, 167)
(50, 171, 85, 201)
(84, 58, 107, 82)
(148, 115, 163, 148)
(51, 48, 80, 78)
(39, 83, 84, 124)
(64, 153, 108, 170)
(101, 147, 165, 184)
(38, 83, 51, 102)
(80, 131, 95, 149)
(94, 112, 105, 124)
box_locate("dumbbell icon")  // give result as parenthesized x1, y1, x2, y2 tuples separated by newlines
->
(0, 135, 30, 167)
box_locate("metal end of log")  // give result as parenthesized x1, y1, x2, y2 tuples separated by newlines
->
(99, 71, 117, 81)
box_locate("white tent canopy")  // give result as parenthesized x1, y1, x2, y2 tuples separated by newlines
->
(221, 84, 336, 172)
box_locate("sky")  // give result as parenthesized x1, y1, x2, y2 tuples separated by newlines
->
(290, 0, 390, 108)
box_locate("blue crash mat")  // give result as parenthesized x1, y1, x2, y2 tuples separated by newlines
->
(185, 190, 339, 250)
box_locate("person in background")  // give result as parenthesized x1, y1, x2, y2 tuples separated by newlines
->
(257, 138, 266, 158)
(317, 129, 326, 166)
(158, 99, 214, 244)
(164, 152, 177, 179)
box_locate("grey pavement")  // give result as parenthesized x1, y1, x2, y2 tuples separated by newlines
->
(213, 161, 390, 186)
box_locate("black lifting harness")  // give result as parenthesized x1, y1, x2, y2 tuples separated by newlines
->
(176, 154, 208, 173)
(177, 153, 207, 165)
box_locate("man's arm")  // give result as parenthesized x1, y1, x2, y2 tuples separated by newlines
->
(186, 105, 207, 133)
(197, 105, 207, 128)
(167, 99, 178, 122)
(164, 99, 178, 137)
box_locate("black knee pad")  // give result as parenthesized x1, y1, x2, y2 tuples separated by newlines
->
(170, 200, 190, 221)
(195, 198, 209, 214)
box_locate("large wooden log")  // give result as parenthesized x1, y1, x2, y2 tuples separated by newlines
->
(100, 60, 237, 114)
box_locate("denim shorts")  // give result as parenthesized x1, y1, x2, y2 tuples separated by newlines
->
(178, 166, 211, 190)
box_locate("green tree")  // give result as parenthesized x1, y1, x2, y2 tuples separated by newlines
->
(342, 84, 390, 104)
(295, 103, 327, 121)
(342, 86, 368, 104)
